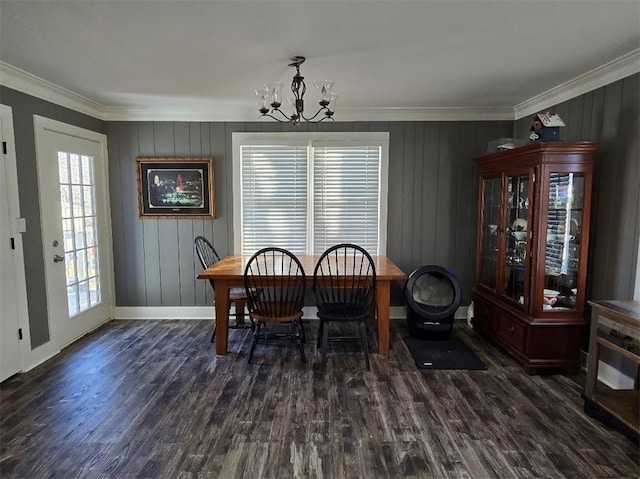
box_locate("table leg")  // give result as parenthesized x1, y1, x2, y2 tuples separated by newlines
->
(376, 281, 391, 355)
(235, 299, 246, 325)
(215, 280, 230, 355)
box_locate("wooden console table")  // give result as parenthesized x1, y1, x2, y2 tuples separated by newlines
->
(585, 300, 639, 441)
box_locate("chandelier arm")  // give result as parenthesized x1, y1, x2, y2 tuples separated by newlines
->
(260, 112, 292, 123)
(267, 107, 296, 122)
(301, 107, 330, 122)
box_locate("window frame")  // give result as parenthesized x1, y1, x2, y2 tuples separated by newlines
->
(232, 132, 389, 255)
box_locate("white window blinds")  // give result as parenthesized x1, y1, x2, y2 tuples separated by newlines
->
(240, 144, 308, 254)
(234, 133, 389, 256)
(313, 144, 380, 254)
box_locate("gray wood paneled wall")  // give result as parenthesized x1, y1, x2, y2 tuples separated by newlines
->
(2, 72, 638, 351)
(106, 120, 513, 308)
(0, 86, 107, 349)
(515, 73, 640, 301)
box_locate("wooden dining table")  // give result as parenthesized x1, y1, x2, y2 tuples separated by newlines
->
(197, 254, 407, 356)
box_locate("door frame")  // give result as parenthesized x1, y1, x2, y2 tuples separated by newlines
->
(0, 104, 30, 376)
(33, 115, 114, 352)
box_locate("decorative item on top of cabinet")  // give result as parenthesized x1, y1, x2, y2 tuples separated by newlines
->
(472, 141, 597, 374)
(529, 112, 565, 142)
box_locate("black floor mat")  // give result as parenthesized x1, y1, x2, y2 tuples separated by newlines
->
(403, 336, 487, 370)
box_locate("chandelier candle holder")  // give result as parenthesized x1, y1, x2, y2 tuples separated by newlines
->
(257, 56, 337, 125)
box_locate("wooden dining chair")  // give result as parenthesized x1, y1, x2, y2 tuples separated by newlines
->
(313, 243, 376, 370)
(193, 236, 251, 342)
(243, 247, 306, 363)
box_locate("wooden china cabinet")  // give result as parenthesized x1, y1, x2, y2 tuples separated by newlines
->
(472, 142, 597, 374)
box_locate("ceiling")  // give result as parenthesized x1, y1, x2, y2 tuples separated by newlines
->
(1, 0, 639, 121)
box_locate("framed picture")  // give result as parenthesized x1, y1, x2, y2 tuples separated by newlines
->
(136, 157, 215, 218)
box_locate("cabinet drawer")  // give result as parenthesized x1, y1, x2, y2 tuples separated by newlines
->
(496, 315, 526, 352)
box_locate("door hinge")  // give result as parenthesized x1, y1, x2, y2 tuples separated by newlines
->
(18, 328, 23, 340)
(2, 142, 6, 155)
(10, 237, 15, 249)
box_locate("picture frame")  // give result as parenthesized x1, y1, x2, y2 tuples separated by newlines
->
(136, 157, 215, 218)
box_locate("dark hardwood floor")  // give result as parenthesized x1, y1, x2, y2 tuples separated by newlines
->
(1, 319, 638, 479)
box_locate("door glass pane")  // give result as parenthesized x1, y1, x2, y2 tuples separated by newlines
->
(85, 217, 96, 247)
(79, 281, 90, 311)
(62, 219, 74, 250)
(58, 150, 101, 317)
(59, 185, 71, 219)
(65, 252, 76, 285)
(543, 173, 584, 311)
(480, 177, 501, 289)
(504, 174, 530, 305)
(67, 285, 79, 316)
(70, 154, 81, 184)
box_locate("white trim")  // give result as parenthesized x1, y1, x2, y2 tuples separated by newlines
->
(22, 347, 60, 374)
(514, 49, 640, 120)
(336, 107, 515, 122)
(33, 116, 114, 354)
(0, 104, 31, 376)
(21, 317, 110, 373)
(0, 62, 105, 120)
(232, 132, 390, 256)
(114, 306, 216, 320)
(112, 305, 465, 321)
(103, 105, 516, 122)
(2, 49, 637, 122)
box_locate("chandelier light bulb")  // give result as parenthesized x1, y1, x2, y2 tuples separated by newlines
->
(314, 81, 334, 106)
(255, 88, 270, 114)
(266, 82, 284, 108)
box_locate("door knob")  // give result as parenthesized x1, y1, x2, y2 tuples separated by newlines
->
(53, 254, 64, 263)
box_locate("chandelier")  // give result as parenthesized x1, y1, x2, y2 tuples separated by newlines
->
(256, 56, 337, 124)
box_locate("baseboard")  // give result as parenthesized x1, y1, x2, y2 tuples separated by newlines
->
(113, 306, 215, 320)
(112, 305, 468, 321)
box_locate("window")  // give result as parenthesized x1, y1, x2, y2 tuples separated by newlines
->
(233, 133, 389, 255)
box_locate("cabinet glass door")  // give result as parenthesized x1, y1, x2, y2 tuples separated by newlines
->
(543, 172, 584, 311)
(480, 177, 501, 289)
(504, 174, 530, 305)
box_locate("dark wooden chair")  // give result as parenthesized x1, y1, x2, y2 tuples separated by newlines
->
(243, 247, 306, 363)
(193, 236, 251, 342)
(313, 243, 376, 370)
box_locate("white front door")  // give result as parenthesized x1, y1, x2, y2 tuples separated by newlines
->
(34, 116, 112, 349)
(0, 106, 24, 381)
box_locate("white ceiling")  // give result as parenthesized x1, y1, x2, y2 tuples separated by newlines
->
(1, 0, 639, 121)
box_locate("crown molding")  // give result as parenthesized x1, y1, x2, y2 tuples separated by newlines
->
(101, 105, 253, 122)
(328, 107, 515, 122)
(514, 48, 640, 120)
(0, 62, 105, 119)
(102, 105, 515, 122)
(2, 49, 638, 123)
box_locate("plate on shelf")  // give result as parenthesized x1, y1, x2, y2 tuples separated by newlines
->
(543, 289, 560, 297)
(512, 218, 527, 231)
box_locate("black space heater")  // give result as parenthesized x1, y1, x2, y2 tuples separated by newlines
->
(404, 265, 462, 339)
